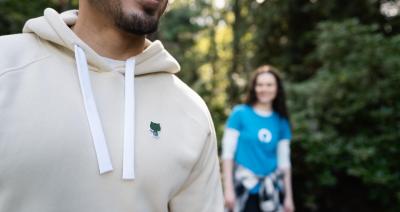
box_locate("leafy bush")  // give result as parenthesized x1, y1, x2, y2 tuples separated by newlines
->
(289, 19, 400, 212)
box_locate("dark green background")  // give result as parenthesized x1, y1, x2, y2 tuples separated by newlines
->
(1, 0, 399, 211)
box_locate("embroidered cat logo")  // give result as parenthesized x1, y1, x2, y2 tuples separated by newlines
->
(149, 122, 161, 139)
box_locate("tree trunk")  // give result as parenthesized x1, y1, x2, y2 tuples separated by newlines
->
(228, 0, 242, 105)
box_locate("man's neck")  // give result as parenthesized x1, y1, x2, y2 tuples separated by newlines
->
(72, 4, 147, 60)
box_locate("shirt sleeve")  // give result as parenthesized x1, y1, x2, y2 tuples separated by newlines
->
(168, 122, 224, 212)
(221, 128, 240, 160)
(225, 106, 243, 131)
(277, 140, 291, 169)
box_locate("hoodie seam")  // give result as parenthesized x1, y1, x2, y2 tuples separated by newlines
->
(169, 130, 212, 199)
(0, 55, 52, 80)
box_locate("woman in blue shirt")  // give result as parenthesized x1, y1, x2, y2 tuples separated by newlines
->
(222, 65, 294, 212)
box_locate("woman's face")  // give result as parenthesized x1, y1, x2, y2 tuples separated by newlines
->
(255, 72, 278, 104)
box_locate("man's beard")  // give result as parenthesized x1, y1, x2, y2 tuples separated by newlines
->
(89, 0, 160, 35)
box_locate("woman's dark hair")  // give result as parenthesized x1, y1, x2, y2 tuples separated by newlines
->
(245, 65, 290, 120)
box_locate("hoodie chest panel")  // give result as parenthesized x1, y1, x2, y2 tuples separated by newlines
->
(132, 77, 206, 198)
(0, 65, 205, 209)
(0, 63, 124, 177)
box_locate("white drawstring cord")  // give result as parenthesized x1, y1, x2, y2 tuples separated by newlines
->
(74, 45, 136, 179)
(74, 45, 113, 174)
(123, 59, 135, 180)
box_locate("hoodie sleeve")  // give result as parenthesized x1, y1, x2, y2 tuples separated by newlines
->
(168, 123, 224, 212)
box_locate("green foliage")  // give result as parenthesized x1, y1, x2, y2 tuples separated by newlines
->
(158, 1, 204, 84)
(158, 0, 231, 145)
(1, 1, 399, 211)
(249, 0, 400, 81)
(0, 0, 52, 35)
(289, 19, 400, 211)
(0, 0, 77, 35)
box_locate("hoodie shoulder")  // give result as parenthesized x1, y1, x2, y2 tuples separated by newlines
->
(170, 75, 214, 133)
(138, 73, 213, 134)
(0, 33, 49, 75)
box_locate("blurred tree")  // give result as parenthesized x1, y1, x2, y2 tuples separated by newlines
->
(1, 0, 400, 211)
(289, 19, 400, 212)
(0, 0, 77, 35)
(158, 0, 231, 144)
(0, 0, 53, 35)
(247, 0, 400, 81)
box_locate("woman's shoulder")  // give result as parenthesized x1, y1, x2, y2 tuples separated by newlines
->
(231, 104, 251, 114)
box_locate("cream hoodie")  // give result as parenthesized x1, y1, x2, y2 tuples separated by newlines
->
(0, 8, 223, 212)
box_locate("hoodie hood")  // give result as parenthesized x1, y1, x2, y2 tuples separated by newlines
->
(23, 8, 180, 75)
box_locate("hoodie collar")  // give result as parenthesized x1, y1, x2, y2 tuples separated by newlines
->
(23, 8, 180, 75)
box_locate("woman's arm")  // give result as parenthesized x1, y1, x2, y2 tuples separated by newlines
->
(282, 168, 294, 212)
(221, 128, 240, 210)
(223, 159, 235, 210)
(278, 140, 295, 212)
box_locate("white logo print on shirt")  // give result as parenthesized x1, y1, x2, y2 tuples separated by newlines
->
(258, 128, 272, 143)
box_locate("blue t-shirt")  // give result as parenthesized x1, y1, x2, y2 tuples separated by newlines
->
(226, 104, 292, 192)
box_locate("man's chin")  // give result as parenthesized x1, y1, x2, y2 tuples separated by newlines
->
(119, 24, 158, 35)
(116, 17, 159, 35)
